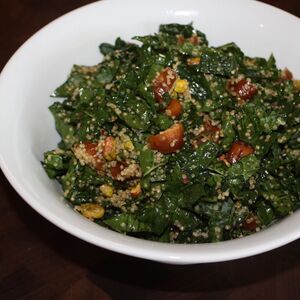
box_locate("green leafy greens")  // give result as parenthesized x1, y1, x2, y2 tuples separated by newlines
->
(42, 23, 300, 243)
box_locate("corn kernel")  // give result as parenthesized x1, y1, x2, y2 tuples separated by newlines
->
(75, 203, 105, 220)
(130, 183, 142, 197)
(293, 80, 300, 91)
(124, 140, 134, 151)
(174, 79, 188, 93)
(103, 136, 116, 161)
(100, 184, 114, 197)
(187, 57, 201, 65)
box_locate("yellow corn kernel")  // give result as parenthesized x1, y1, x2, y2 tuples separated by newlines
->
(100, 184, 114, 197)
(103, 136, 116, 161)
(124, 140, 134, 151)
(130, 183, 142, 197)
(76, 203, 105, 220)
(293, 80, 300, 91)
(187, 57, 201, 65)
(174, 79, 188, 93)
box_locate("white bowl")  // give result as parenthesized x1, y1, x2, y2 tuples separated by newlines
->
(0, 0, 299, 264)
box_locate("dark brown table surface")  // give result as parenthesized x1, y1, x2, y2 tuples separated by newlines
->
(1, 1, 300, 299)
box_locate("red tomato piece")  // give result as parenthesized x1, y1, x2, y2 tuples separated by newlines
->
(176, 35, 185, 45)
(94, 160, 104, 171)
(225, 140, 254, 164)
(82, 141, 103, 171)
(189, 34, 200, 45)
(165, 99, 183, 118)
(182, 174, 190, 184)
(204, 120, 220, 133)
(281, 68, 293, 81)
(83, 141, 98, 156)
(110, 161, 127, 178)
(229, 79, 257, 100)
(148, 123, 184, 154)
(152, 68, 178, 103)
(243, 217, 257, 231)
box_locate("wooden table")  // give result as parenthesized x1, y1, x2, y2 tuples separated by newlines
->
(0, 1, 299, 299)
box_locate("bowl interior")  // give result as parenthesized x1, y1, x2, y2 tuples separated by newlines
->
(0, 0, 300, 264)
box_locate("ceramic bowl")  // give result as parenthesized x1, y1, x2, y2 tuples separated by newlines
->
(0, 0, 299, 264)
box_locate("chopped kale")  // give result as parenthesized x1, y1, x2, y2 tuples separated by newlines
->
(43, 23, 300, 243)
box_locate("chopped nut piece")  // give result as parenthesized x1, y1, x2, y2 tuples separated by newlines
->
(100, 184, 114, 197)
(293, 79, 300, 90)
(103, 137, 116, 161)
(130, 183, 142, 197)
(75, 203, 105, 220)
(187, 57, 201, 65)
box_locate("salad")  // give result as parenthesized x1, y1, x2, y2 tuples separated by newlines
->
(43, 24, 300, 243)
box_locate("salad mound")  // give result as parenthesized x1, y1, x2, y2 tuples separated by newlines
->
(43, 23, 300, 243)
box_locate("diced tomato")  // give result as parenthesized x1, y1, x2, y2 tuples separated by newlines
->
(189, 34, 200, 45)
(228, 79, 257, 100)
(204, 120, 220, 133)
(176, 34, 185, 45)
(177, 34, 200, 46)
(204, 121, 221, 143)
(152, 68, 178, 103)
(225, 140, 254, 164)
(110, 161, 127, 178)
(182, 174, 189, 184)
(83, 141, 98, 156)
(165, 99, 183, 118)
(243, 217, 257, 231)
(148, 123, 184, 154)
(94, 161, 104, 171)
(82, 141, 103, 171)
(281, 68, 293, 81)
